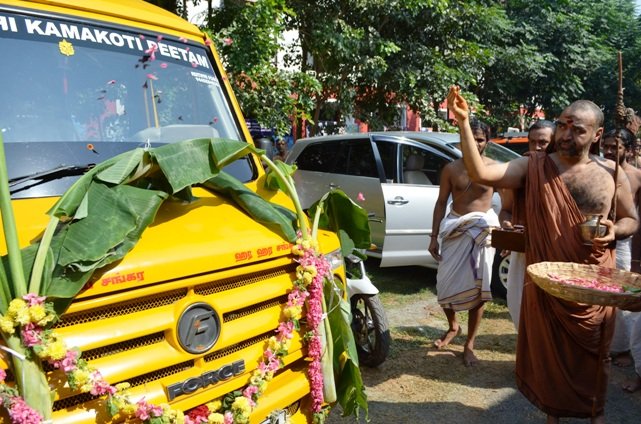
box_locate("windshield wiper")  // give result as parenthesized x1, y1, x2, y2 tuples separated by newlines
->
(9, 164, 95, 193)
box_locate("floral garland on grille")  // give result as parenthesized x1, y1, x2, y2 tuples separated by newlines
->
(0, 235, 331, 424)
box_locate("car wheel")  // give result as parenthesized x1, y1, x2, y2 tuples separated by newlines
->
(491, 251, 509, 299)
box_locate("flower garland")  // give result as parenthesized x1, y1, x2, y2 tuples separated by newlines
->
(0, 238, 332, 424)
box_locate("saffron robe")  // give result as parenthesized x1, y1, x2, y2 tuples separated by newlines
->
(515, 153, 615, 418)
(436, 209, 498, 311)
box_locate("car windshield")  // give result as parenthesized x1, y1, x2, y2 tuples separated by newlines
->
(449, 141, 521, 163)
(0, 10, 250, 198)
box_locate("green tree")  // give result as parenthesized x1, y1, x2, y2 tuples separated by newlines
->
(477, 0, 641, 131)
(288, 0, 508, 133)
(207, 0, 321, 138)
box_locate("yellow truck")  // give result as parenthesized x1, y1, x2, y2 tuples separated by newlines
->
(0, 1, 363, 422)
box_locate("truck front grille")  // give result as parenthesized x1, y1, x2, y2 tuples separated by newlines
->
(49, 260, 304, 421)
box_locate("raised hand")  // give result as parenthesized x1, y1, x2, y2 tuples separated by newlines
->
(446, 85, 469, 122)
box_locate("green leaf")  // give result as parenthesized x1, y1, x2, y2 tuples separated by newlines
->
(151, 138, 218, 193)
(309, 190, 371, 255)
(623, 286, 641, 294)
(325, 279, 368, 419)
(50, 151, 139, 218)
(96, 148, 145, 184)
(74, 192, 90, 221)
(0, 256, 10, 312)
(44, 183, 167, 300)
(264, 161, 297, 192)
(201, 172, 297, 242)
(209, 137, 257, 169)
(337, 230, 356, 258)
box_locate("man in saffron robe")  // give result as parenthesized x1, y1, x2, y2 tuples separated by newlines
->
(447, 85, 640, 424)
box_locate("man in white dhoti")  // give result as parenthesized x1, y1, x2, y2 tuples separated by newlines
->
(429, 118, 498, 366)
(436, 210, 498, 310)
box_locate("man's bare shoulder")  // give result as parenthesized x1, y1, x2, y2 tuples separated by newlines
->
(622, 163, 641, 196)
(624, 162, 641, 182)
(590, 154, 617, 174)
(446, 158, 465, 170)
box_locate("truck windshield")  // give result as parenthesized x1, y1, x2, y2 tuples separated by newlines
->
(0, 10, 252, 198)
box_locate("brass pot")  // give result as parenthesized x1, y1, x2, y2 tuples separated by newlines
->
(578, 214, 607, 242)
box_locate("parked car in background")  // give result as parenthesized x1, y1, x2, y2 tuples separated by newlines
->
(491, 131, 529, 155)
(286, 131, 521, 297)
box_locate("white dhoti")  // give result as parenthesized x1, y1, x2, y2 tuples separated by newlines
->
(611, 237, 636, 355)
(506, 251, 526, 331)
(436, 209, 499, 311)
(611, 310, 641, 355)
(616, 237, 632, 271)
(631, 313, 641, 376)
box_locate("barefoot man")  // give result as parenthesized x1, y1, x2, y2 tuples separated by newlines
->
(448, 85, 639, 424)
(429, 117, 499, 367)
(602, 128, 641, 393)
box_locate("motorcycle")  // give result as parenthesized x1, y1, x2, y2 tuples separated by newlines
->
(344, 254, 390, 367)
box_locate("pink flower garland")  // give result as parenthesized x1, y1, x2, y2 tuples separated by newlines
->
(296, 245, 331, 415)
(0, 238, 332, 424)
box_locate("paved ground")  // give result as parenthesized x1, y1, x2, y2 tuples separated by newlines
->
(327, 262, 641, 424)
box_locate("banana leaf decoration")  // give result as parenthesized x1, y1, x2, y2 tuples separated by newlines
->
(0, 134, 369, 420)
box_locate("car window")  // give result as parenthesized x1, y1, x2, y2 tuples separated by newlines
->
(334, 139, 378, 177)
(401, 145, 450, 185)
(502, 143, 530, 155)
(374, 139, 397, 182)
(294, 140, 340, 172)
(482, 141, 522, 162)
(449, 141, 521, 162)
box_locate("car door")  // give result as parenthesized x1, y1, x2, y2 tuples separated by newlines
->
(376, 140, 454, 268)
(291, 136, 386, 247)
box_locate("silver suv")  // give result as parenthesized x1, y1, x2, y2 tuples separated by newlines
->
(286, 131, 520, 297)
(286, 131, 520, 296)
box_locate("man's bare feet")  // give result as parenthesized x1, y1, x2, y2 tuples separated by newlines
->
(463, 346, 479, 367)
(612, 351, 634, 367)
(622, 374, 641, 393)
(434, 327, 461, 349)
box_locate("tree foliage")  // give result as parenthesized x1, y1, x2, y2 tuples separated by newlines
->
(150, 0, 641, 135)
(206, 0, 321, 138)
(479, 0, 641, 131)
